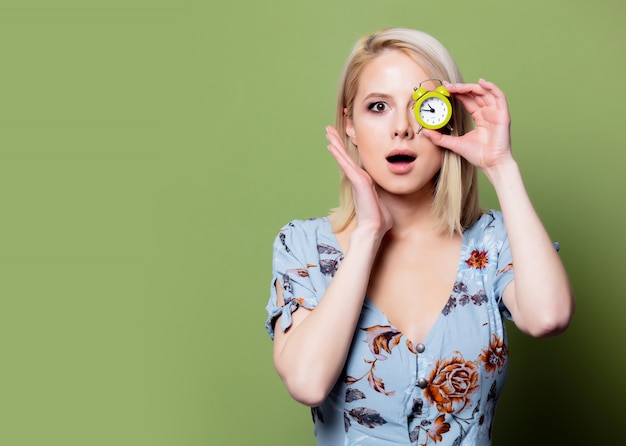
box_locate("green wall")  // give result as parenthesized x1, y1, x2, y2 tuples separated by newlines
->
(2, 0, 624, 444)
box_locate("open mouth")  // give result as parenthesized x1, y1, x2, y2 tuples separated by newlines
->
(386, 154, 416, 163)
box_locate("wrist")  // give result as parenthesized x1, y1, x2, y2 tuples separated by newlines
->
(483, 157, 520, 188)
(348, 226, 386, 253)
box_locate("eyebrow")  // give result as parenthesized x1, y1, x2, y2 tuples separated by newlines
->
(361, 92, 393, 102)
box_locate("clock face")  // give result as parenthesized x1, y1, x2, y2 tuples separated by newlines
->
(418, 96, 450, 128)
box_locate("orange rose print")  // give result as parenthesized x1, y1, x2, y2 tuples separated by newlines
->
(465, 250, 489, 269)
(426, 414, 451, 442)
(424, 353, 479, 414)
(479, 334, 508, 374)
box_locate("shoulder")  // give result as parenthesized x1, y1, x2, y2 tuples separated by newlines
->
(465, 210, 506, 237)
(463, 210, 510, 256)
(275, 217, 330, 240)
(460, 211, 514, 297)
(277, 216, 329, 233)
(273, 217, 333, 253)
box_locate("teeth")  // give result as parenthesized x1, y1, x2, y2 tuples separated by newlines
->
(387, 154, 416, 163)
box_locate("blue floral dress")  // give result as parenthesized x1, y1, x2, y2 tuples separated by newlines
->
(265, 211, 516, 445)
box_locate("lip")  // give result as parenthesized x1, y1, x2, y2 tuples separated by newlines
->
(386, 149, 417, 174)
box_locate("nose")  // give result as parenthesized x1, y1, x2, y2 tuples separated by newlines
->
(394, 128, 411, 138)
(393, 109, 416, 139)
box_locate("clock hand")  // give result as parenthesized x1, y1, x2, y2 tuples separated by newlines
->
(421, 105, 435, 113)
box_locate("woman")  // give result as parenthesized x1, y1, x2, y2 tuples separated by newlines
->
(265, 28, 574, 445)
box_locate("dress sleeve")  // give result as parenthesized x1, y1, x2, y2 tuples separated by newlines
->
(493, 229, 515, 320)
(265, 221, 320, 340)
(492, 212, 561, 321)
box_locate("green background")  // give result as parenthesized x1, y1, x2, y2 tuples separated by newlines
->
(1, 0, 624, 444)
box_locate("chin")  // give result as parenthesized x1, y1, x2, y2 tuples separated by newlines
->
(377, 180, 436, 198)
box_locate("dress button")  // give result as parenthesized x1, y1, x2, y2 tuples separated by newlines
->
(416, 378, 428, 389)
(416, 343, 426, 353)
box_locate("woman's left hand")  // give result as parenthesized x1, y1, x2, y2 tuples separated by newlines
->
(421, 79, 514, 173)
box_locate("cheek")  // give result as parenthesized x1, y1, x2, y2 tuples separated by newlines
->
(353, 113, 388, 137)
(356, 149, 377, 173)
(351, 131, 384, 168)
(426, 143, 444, 164)
(434, 149, 444, 166)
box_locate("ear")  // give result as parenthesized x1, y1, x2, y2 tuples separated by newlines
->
(344, 108, 358, 146)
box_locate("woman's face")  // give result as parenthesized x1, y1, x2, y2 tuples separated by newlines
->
(345, 50, 443, 198)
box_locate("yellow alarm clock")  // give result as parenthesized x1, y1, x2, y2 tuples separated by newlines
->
(413, 79, 452, 130)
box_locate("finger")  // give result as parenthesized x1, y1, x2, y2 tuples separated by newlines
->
(443, 82, 484, 115)
(462, 80, 510, 126)
(445, 80, 489, 96)
(327, 142, 357, 176)
(421, 129, 471, 159)
(448, 79, 504, 110)
(421, 129, 451, 149)
(325, 126, 368, 185)
(477, 79, 508, 111)
(325, 126, 355, 168)
(453, 93, 481, 115)
(444, 81, 484, 97)
(325, 125, 346, 149)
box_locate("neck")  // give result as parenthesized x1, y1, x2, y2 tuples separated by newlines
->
(376, 184, 443, 238)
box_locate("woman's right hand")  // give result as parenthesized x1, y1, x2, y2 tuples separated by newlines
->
(325, 126, 393, 239)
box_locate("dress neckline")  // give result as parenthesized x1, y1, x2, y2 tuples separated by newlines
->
(322, 216, 472, 347)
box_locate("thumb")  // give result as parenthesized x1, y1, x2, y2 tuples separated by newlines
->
(422, 129, 457, 152)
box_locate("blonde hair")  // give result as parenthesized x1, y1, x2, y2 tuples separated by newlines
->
(328, 28, 481, 236)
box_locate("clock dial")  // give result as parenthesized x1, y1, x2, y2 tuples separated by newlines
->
(419, 97, 449, 126)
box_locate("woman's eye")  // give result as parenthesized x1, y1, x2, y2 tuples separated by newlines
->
(368, 102, 389, 113)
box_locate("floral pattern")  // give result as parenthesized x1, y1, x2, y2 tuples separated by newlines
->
(424, 353, 480, 414)
(409, 414, 451, 444)
(465, 249, 489, 269)
(442, 282, 489, 316)
(266, 211, 519, 445)
(480, 334, 508, 374)
(344, 325, 403, 398)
